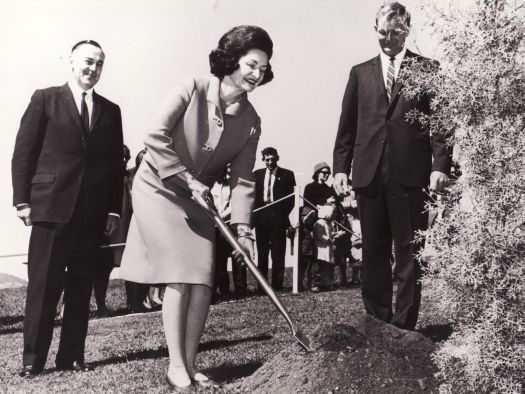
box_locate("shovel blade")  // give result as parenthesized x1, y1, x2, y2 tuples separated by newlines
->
(293, 328, 312, 352)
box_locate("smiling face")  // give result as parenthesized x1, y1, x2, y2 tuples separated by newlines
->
(229, 49, 269, 93)
(69, 43, 105, 90)
(317, 168, 331, 183)
(263, 153, 278, 171)
(375, 15, 409, 57)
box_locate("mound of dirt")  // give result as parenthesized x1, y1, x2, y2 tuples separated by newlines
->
(231, 314, 438, 393)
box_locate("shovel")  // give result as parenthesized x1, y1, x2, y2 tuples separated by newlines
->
(192, 191, 312, 352)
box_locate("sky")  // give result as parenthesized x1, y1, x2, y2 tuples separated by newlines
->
(0, 0, 436, 261)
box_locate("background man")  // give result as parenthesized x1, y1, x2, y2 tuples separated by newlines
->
(333, 2, 451, 330)
(12, 40, 123, 376)
(253, 147, 296, 291)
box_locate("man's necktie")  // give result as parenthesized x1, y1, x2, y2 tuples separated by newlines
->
(266, 171, 272, 203)
(81, 92, 89, 135)
(386, 56, 396, 102)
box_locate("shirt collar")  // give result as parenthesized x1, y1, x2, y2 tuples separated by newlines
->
(379, 46, 407, 67)
(266, 167, 278, 176)
(68, 80, 94, 100)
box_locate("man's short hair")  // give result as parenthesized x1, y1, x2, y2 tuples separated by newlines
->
(375, 1, 411, 28)
(261, 147, 278, 157)
(71, 39, 102, 53)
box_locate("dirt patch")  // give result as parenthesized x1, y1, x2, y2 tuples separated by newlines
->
(229, 314, 438, 393)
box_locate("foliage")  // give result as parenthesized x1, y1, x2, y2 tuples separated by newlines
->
(402, 0, 525, 392)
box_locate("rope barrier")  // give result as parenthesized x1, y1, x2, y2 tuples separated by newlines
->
(0, 253, 28, 258)
(253, 192, 296, 213)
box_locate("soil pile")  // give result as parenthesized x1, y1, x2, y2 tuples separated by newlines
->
(232, 314, 438, 393)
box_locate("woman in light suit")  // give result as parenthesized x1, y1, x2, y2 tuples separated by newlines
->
(119, 25, 274, 392)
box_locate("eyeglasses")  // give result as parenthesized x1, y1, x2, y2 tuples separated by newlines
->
(264, 158, 277, 162)
(320, 171, 331, 175)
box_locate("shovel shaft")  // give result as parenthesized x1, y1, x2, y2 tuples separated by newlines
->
(193, 193, 298, 333)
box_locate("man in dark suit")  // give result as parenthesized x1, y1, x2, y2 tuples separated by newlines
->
(333, 2, 452, 330)
(253, 147, 296, 291)
(12, 40, 123, 376)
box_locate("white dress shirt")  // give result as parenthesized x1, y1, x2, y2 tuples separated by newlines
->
(379, 46, 407, 90)
(263, 167, 278, 203)
(68, 80, 94, 127)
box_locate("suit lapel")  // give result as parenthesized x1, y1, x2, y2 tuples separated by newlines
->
(371, 56, 388, 104)
(90, 92, 103, 133)
(61, 84, 83, 132)
(206, 77, 225, 149)
(273, 168, 281, 194)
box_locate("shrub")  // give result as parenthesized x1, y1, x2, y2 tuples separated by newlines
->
(402, 0, 525, 392)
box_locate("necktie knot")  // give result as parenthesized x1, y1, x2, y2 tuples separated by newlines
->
(390, 56, 396, 62)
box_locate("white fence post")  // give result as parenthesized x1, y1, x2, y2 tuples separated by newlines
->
(292, 185, 301, 294)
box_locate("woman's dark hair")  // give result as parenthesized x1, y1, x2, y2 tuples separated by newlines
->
(209, 25, 274, 85)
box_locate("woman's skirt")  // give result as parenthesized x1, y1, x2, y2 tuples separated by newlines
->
(119, 160, 215, 287)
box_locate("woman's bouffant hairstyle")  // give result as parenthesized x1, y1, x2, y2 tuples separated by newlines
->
(209, 25, 274, 85)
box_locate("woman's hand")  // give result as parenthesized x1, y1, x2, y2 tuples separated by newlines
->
(187, 178, 210, 200)
(174, 170, 209, 199)
(232, 224, 254, 264)
(233, 236, 254, 265)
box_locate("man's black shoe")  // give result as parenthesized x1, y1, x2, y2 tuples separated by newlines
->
(56, 360, 94, 372)
(19, 365, 43, 378)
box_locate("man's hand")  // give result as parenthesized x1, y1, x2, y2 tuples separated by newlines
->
(16, 204, 32, 226)
(333, 173, 350, 196)
(430, 171, 450, 193)
(104, 215, 120, 237)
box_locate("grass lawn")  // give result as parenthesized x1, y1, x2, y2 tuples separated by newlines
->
(0, 269, 451, 393)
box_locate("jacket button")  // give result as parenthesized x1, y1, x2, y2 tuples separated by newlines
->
(380, 138, 385, 144)
(216, 118, 223, 126)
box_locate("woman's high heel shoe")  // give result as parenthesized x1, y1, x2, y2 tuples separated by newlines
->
(191, 372, 220, 388)
(166, 375, 195, 393)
